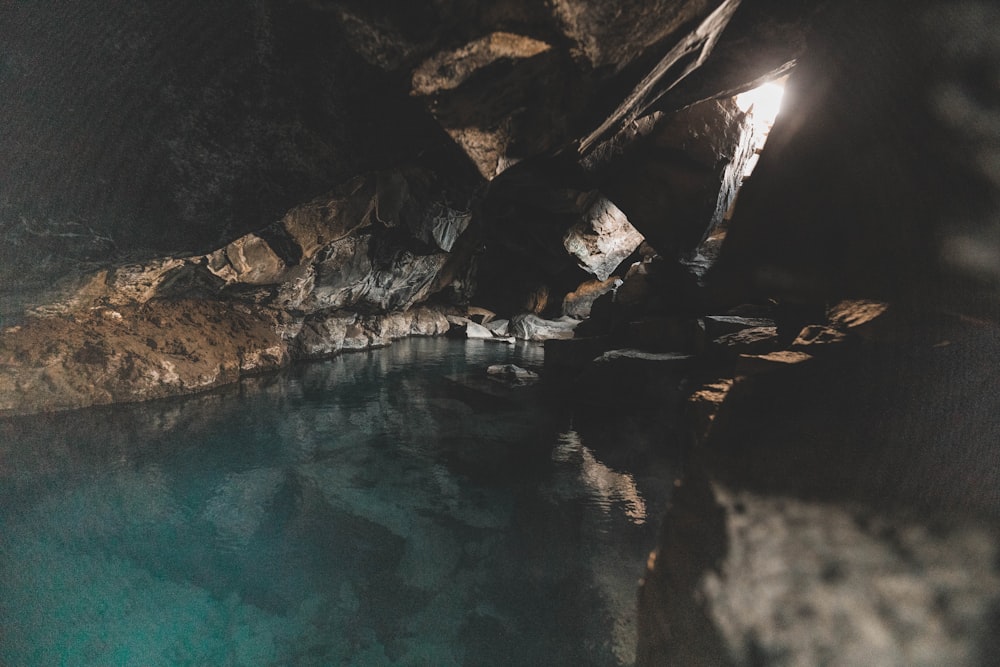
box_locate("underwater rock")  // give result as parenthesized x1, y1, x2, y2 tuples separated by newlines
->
(486, 364, 540, 386)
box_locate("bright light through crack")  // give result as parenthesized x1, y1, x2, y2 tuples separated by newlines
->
(736, 81, 785, 128)
(735, 81, 786, 177)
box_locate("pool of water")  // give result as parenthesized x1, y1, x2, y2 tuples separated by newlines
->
(0, 338, 677, 666)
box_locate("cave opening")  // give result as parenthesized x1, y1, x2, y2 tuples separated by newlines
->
(734, 79, 786, 177)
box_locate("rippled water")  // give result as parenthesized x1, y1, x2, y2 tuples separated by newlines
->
(0, 338, 676, 666)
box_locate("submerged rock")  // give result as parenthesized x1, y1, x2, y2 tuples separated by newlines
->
(486, 364, 540, 386)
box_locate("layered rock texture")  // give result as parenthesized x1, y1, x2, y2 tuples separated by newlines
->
(3, 0, 1000, 663)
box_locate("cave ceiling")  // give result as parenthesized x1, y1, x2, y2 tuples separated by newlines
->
(0, 0, 809, 303)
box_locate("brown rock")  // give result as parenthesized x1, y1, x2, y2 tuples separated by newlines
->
(0, 299, 288, 417)
(562, 277, 622, 319)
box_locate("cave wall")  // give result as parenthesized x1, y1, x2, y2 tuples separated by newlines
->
(3, 1, 1000, 663)
(710, 1, 1000, 317)
(0, 0, 465, 308)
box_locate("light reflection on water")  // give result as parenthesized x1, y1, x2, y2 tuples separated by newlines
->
(0, 338, 677, 666)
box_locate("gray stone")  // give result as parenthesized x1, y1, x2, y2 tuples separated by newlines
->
(296, 306, 451, 359)
(486, 363, 540, 386)
(205, 234, 287, 286)
(486, 319, 510, 336)
(467, 306, 496, 325)
(563, 198, 644, 281)
(465, 321, 495, 339)
(294, 312, 358, 359)
(511, 314, 581, 341)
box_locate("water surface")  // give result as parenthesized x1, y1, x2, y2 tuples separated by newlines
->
(0, 338, 675, 666)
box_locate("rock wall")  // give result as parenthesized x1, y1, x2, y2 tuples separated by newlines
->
(634, 308, 1000, 665)
(709, 0, 1000, 316)
(4, 1, 1000, 664)
(0, 167, 478, 416)
(0, 0, 458, 312)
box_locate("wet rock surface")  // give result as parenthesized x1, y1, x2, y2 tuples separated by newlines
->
(0, 299, 287, 416)
(631, 311, 1000, 666)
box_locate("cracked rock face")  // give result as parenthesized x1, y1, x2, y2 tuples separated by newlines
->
(708, 0, 1000, 315)
(0, 166, 477, 415)
(600, 97, 758, 259)
(0, 300, 287, 416)
(563, 198, 645, 282)
(1, 0, 805, 316)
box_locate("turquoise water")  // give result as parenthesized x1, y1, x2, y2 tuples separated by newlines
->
(0, 338, 675, 666)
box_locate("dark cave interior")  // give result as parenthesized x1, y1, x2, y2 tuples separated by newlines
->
(2, 1, 1000, 663)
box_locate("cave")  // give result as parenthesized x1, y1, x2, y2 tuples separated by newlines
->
(2, 1, 999, 664)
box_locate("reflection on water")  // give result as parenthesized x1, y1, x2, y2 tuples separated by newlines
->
(0, 338, 676, 666)
(552, 429, 648, 527)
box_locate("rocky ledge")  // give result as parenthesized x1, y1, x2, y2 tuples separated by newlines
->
(0, 300, 457, 417)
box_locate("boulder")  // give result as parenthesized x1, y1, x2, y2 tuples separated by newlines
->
(638, 474, 1000, 667)
(562, 198, 644, 281)
(574, 349, 694, 408)
(709, 326, 781, 356)
(465, 321, 495, 340)
(600, 98, 758, 259)
(485, 319, 510, 336)
(637, 321, 1000, 664)
(467, 306, 497, 325)
(296, 306, 451, 359)
(294, 311, 358, 359)
(703, 315, 776, 340)
(790, 324, 850, 351)
(510, 314, 581, 341)
(562, 277, 623, 319)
